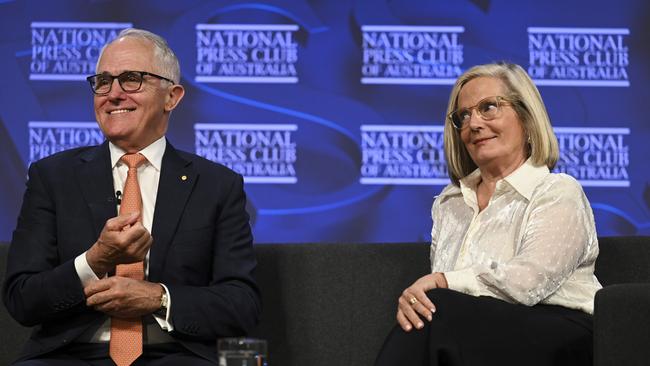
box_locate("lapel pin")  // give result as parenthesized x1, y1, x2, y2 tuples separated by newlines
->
(181, 175, 188, 181)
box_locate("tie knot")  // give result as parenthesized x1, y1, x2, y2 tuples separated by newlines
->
(120, 153, 147, 169)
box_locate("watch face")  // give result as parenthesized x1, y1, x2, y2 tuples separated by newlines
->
(156, 293, 169, 317)
(160, 292, 168, 308)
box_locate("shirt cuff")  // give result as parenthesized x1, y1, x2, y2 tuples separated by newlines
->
(153, 283, 174, 332)
(74, 252, 101, 287)
(444, 267, 482, 296)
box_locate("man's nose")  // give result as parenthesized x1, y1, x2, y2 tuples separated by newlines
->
(106, 78, 126, 99)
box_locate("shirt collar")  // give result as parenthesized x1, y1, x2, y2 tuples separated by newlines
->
(502, 159, 549, 200)
(109, 136, 166, 171)
(449, 158, 550, 201)
(456, 168, 481, 206)
(458, 168, 482, 194)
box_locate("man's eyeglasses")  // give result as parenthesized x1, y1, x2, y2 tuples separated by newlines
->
(86, 71, 175, 95)
(448, 96, 514, 130)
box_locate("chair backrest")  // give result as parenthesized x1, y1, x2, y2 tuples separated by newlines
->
(250, 243, 430, 366)
(595, 236, 650, 286)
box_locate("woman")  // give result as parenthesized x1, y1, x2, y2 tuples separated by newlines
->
(375, 62, 601, 366)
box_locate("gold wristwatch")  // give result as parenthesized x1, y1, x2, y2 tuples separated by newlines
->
(156, 286, 169, 316)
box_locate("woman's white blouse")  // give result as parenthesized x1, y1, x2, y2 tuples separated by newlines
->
(431, 160, 602, 314)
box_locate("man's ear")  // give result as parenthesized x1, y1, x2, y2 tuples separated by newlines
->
(164, 84, 185, 112)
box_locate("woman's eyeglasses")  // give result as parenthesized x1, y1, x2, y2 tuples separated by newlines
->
(448, 96, 514, 130)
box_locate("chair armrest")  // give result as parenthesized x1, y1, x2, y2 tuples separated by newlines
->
(593, 283, 650, 366)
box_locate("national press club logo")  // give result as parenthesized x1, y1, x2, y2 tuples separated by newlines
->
(361, 25, 464, 85)
(360, 125, 449, 185)
(528, 27, 630, 87)
(30, 22, 131, 81)
(358, 125, 630, 187)
(194, 123, 298, 183)
(554, 127, 630, 187)
(28, 122, 103, 163)
(195, 24, 299, 83)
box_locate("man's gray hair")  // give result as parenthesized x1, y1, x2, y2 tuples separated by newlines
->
(96, 28, 181, 84)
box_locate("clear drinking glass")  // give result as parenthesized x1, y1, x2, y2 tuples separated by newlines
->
(218, 337, 268, 366)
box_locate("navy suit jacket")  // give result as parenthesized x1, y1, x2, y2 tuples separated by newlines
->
(2, 140, 261, 362)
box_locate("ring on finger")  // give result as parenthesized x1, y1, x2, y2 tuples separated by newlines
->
(408, 297, 418, 305)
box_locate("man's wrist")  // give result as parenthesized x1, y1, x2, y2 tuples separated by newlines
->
(85, 245, 111, 277)
(154, 283, 169, 316)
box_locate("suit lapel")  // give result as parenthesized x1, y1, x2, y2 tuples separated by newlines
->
(75, 142, 116, 239)
(149, 142, 197, 281)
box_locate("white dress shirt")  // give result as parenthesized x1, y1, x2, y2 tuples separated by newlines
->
(431, 159, 602, 314)
(74, 136, 175, 342)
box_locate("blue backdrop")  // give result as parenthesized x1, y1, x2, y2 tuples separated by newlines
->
(1, 0, 649, 243)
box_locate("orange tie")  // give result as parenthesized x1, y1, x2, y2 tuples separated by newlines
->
(110, 153, 147, 366)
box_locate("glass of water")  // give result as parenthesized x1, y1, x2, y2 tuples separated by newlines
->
(218, 337, 268, 366)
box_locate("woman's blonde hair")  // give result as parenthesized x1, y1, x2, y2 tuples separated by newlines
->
(443, 62, 559, 185)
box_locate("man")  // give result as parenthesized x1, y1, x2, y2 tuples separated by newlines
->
(2, 28, 260, 365)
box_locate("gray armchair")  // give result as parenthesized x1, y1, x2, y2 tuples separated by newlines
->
(593, 237, 650, 366)
(246, 237, 650, 366)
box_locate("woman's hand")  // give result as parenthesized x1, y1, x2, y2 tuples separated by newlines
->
(397, 272, 448, 331)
